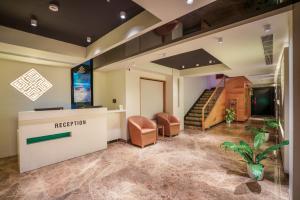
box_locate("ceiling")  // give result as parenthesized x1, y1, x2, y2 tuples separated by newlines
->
(152, 48, 221, 70)
(97, 10, 291, 85)
(0, 0, 215, 67)
(0, 0, 291, 84)
(0, 0, 144, 46)
(179, 0, 256, 34)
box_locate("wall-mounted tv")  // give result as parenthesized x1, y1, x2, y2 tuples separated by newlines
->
(71, 60, 93, 109)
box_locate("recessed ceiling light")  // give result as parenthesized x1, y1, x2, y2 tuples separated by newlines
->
(120, 11, 127, 20)
(30, 17, 38, 27)
(87, 36, 91, 43)
(94, 49, 101, 55)
(49, 2, 59, 12)
(186, 0, 194, 5)
(106, 0, 111, 2)
(209, 60, 213, 64)
(182, 65, 185, 69)
(196, 63, 200, 67)
(264, 24, 271, 33)
(217, 37, 223, 44)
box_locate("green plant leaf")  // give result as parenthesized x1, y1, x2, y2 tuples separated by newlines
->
(249, 163, 264, 180)
(256, 140, 289, 163)
(225, 109, 235, 123)
(239, 141, 253, 158)
(254, 132, 266, 150)
(221, 141, 254, 164)
(265, 119, 279, 129)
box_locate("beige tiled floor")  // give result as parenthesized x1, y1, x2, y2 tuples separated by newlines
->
(0, 122, 288, 200)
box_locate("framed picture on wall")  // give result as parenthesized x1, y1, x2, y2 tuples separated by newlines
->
(71, 60, 93, 109)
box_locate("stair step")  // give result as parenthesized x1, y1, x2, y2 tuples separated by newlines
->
(193, 106, 203, 109)
(184, 121, 202, 126)
(188, 113, 202, 117)
(198, 100, 209, 104)
(185, 116, 201, 121)
(190, 109, 208, 113)
(184, 125, 202, 130)
(192, 107, 203, 110)
(185, 88, 222, 128)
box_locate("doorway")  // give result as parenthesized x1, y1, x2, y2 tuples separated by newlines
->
(140, 78, 166, 119)
(251, 87, 275, 116)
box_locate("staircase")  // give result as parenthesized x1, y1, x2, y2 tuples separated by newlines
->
(184, 78, 225, 130)
(184, 89, 213, 129)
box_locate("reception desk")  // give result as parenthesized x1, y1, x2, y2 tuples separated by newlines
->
(18, 108, 109, 173)
(107, 109, 126, 141)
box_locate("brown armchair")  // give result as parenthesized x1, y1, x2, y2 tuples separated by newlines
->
(128, 116, 157, 148)
(156, 113, 180, 136)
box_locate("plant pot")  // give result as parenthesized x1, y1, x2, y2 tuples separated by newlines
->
(264, 132, 270, 142)
(247, 164, 264, 181)
(226, 121, 231, 127)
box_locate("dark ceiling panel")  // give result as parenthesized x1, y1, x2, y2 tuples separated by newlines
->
(178, 0, 290, 35)
(0, 0, 144, 46)
(152, 49, 221, 70)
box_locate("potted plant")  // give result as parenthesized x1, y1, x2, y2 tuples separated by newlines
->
(247, 118, 279, 142)
(249, 126, 269, 142)
(225, 108, 235, 125)
(265, 118, 279, 132)
(221, 136, 289, 181)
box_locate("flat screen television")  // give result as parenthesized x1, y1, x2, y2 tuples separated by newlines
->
(71, 60, 93, 109)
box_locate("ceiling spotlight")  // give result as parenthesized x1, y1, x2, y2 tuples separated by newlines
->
(217, 37, 223, 44)
(264, 24, 271, 33)
(120, 11, 127, 20)
(186, 0, 194, 5)
(87, 36, 92, 43)
(49, 2, 59, 12)
(30, 17, 38, 27)
(182, 65, 185, 69)
(94, 49, 101, 55)
(106, 0, 111, 2)
(196, 63, 200, 67)
(209, 60, 213, 64)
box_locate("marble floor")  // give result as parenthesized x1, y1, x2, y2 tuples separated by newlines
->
(0, 123, 288, 200)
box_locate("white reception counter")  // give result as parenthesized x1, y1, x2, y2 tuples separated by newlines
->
(18, 107, 126, 173)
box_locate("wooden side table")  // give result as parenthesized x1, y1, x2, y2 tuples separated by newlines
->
(151, 119, 164, 139)
(157, 124, 164, 138)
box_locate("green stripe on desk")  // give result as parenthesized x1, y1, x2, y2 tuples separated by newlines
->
(26, 132, 71, 145)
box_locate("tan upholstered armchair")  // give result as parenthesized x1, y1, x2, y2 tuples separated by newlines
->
(156, 113, 180, 136)
(128, 116, 157, 148)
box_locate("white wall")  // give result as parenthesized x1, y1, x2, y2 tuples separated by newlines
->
(171, 71, 185, 130)
(93, 71, 108, 107)
(140, 79, 164, 119)
(125, 69, 169, 118)
(125, 68, 185, 138)
(94, 70, 126, 110)
(106, 70, 126, 110)
(184, 76, 209, 114)
(0, 59, 71, 158)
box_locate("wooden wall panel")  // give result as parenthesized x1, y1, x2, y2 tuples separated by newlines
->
(225, 77, 251, 122)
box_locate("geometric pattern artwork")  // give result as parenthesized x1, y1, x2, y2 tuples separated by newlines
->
(10, 68, 53, 101)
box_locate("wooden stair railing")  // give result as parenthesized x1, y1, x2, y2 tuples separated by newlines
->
(201, 77, 225, 131)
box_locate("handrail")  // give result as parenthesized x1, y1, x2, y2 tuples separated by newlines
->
(201, 77, 225, 131)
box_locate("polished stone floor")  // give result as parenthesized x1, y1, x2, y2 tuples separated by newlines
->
(0, 123, 288, 200)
